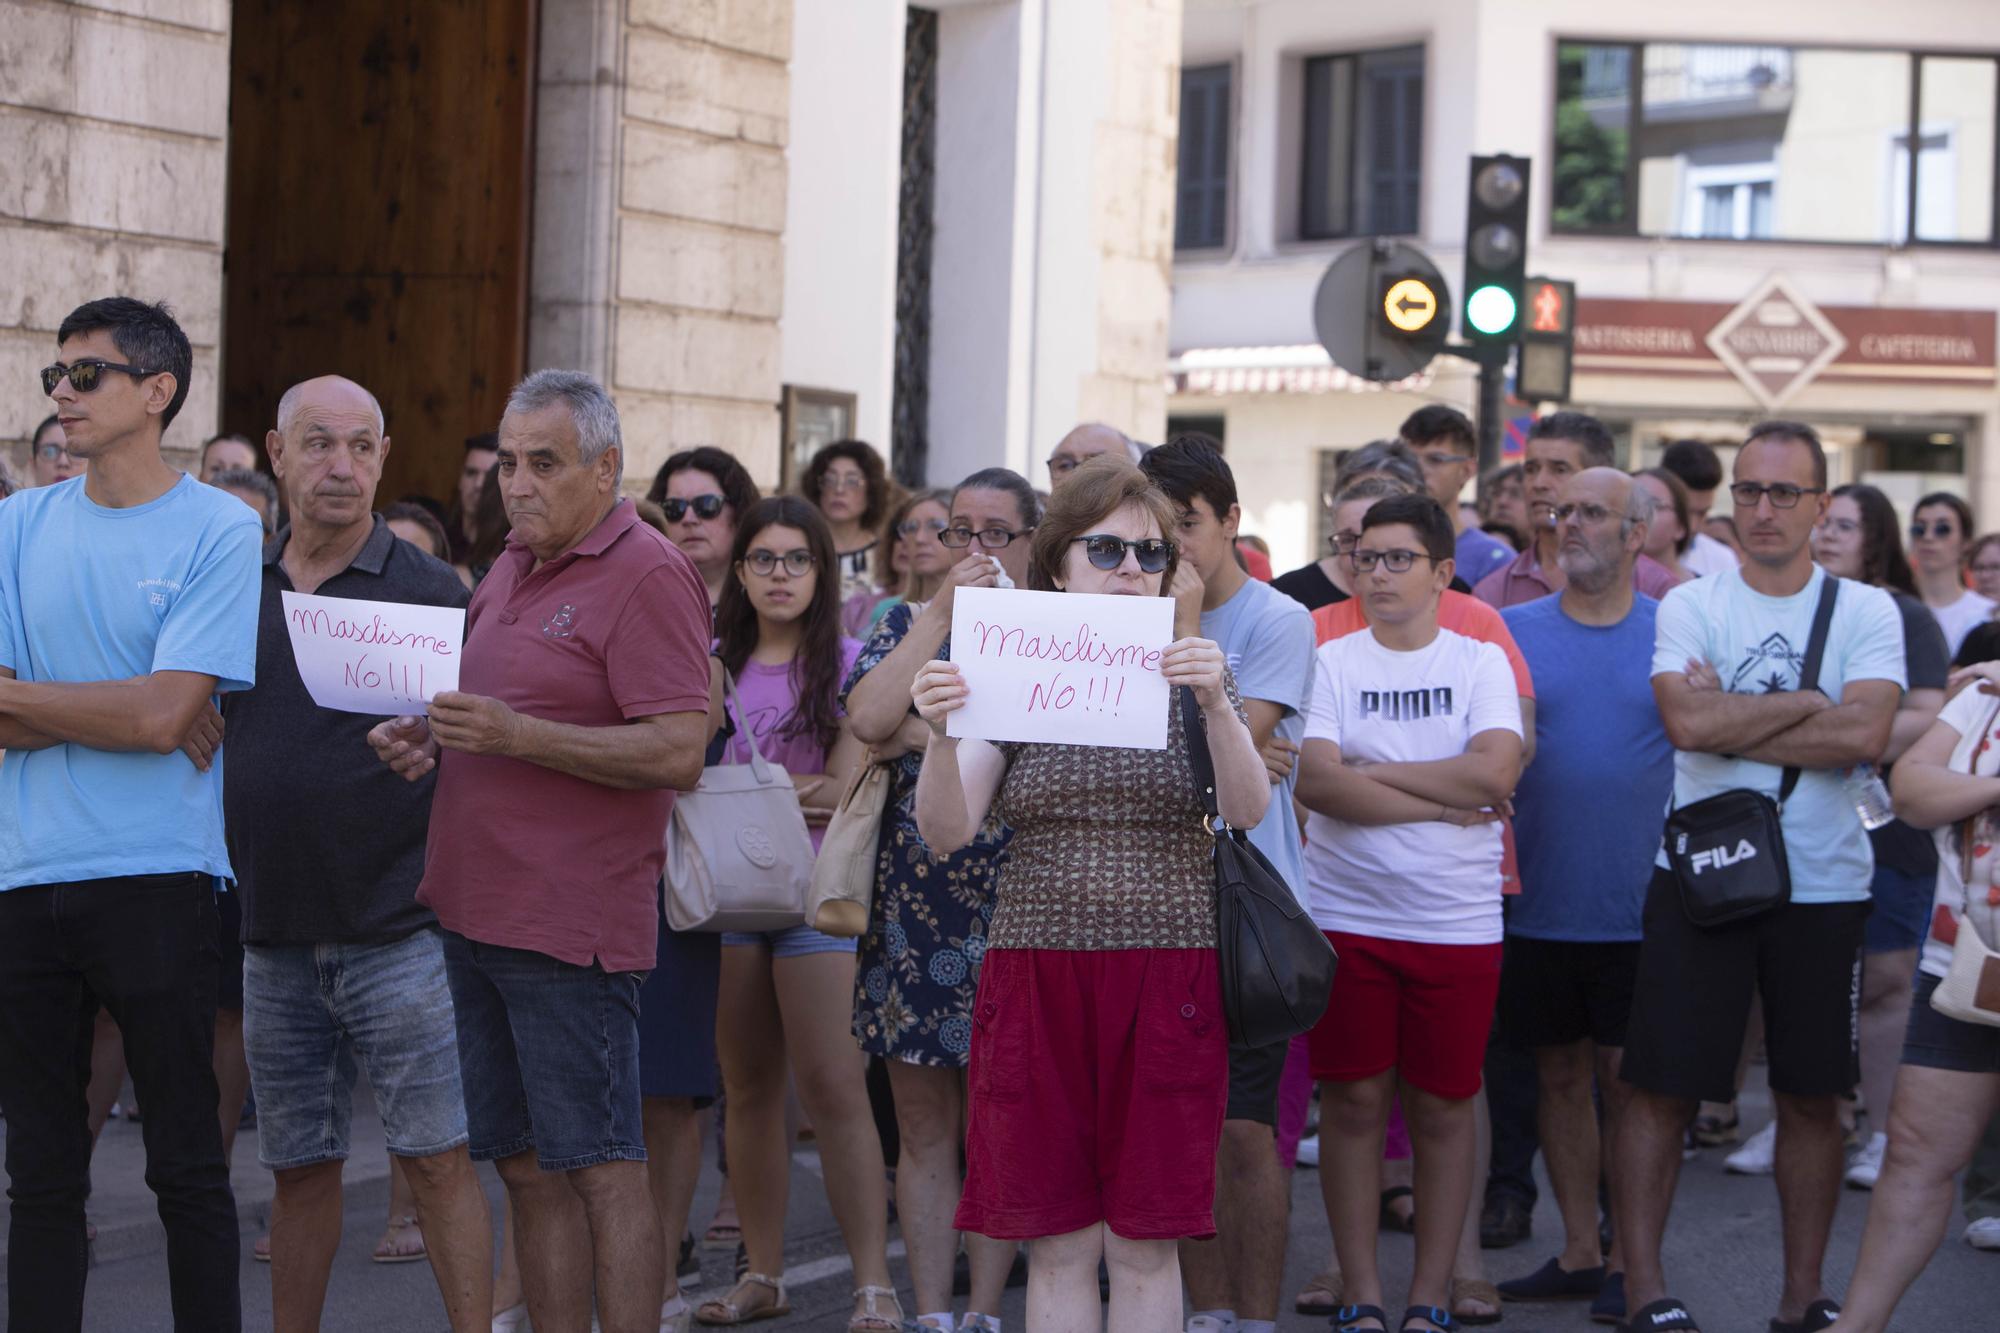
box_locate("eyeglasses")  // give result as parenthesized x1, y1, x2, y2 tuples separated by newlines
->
(1729, 482, 1823, 510)
(1347, 547, 1436, 574)
(35, 443, 73, 462)
(663, 493, 725, 522)
(40, 359, 160, 395)
(1971, 562, 2000, 575)
(896, 517, 949, 539)
(741, 549, 815, 577)
(819, 473, 866, 493)
(1910, 520, 1960, 541)
(1327, 531, 1360, 555)
(1048, 456, 1081, 478)
(940, 524, 1034, 549)
(1419, 451, 1474, 470)
(1553, 501, 1616, 524)
(1072, 535, 1172, 573)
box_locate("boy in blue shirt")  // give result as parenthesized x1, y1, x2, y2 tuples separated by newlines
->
(0, 297, 261, 1331)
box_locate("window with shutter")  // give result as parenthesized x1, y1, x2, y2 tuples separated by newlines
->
(1301, 45, 1425, 240)
(1176, 63, 1233, 251)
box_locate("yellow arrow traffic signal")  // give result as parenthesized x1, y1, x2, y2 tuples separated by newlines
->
(1382, 278, 1439, 333)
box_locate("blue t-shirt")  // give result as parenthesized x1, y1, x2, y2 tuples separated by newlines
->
(1503, 594, 1674, 941)
(1456, 526, 1516, 586)
(0, 474, 262, 889)
(1650, 567, 1905, 905)
(1201, 577, 1315, 899)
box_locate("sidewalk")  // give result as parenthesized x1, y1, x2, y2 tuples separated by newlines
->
(0, 1088, 395, 1269)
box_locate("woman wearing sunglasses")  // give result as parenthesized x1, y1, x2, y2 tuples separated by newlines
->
(646, 447, 763, 608)
(1909, 491, 1994, 658)
(854, 487, 953, 633)
(908, 455, 1269, 1332)
(840, 467, 1039, 1332)
(696, 497, 903, 1330)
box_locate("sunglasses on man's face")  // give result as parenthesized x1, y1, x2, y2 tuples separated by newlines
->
(663, 493, 725, 522)
(40, 359, 160, 396)
(1072, 535, 1172, 573)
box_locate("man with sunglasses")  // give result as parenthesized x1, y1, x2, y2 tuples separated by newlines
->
(0, 297, 261, 1330)
(1615, 421, 1905, 1333)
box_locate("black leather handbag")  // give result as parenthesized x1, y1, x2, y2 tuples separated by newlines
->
(1662, 575, 1838, 929)
(1179, 687, 1337, 1048)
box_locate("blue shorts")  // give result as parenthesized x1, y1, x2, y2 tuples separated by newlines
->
(441, 931, 646, 1171)
(722, 921, 857, 959)
(638, 905, 720, 1104)
(1865, 864, 1934, 954)
(243, 927, 468, 1170)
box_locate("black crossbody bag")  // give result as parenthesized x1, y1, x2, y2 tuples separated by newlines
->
(1662, 575, 1839, 929)
(1179, 687, 1338, 1047)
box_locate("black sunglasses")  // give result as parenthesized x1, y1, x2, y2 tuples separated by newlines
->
(1910, 520, 1959, 540)
(940, 525, 1034, 549)
(1073, 535, 1172, 573)
(663, 493, 726, 522)
(40, 359, 159, 395)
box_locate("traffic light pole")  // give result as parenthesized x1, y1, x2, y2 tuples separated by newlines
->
(1442, 342, 1513, 499)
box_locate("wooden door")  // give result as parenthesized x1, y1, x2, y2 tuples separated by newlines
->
(222, 0, 537, 507)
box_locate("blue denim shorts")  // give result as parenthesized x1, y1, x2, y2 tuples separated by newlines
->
(721, 921, 857, 958)
(1865, 863, 1934, 954)
(243, 927, 468, 1170)
(440, 932, 647, 1171)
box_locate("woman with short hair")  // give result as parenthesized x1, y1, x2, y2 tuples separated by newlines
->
(648, 446, 762, 608)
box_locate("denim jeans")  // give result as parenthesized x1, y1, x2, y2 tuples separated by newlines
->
(0, 872, 240, 1331)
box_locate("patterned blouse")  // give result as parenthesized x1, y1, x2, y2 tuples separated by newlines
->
(988, 674, 1243, 951)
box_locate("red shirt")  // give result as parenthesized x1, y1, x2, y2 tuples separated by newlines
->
(417, 500, 713, 971)
(1472, 545, 1681, 610)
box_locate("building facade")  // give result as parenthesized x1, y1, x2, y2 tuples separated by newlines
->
(1170, 0, 2000, 572)
(2, 0, 1184, 503)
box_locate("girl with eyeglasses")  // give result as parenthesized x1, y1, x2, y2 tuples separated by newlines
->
(856, 488, 953, 633)
(647, 447, 763, 608)
(908, 455, 1269, 1332)
(696, 496, 905, 1329)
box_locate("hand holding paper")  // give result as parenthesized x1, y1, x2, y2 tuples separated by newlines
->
(281, 591, 465, 716)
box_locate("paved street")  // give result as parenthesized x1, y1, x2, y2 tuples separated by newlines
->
(8, 1070, 1987, 1331)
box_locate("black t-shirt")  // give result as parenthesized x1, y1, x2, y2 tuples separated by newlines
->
(1872, 590, 1952, 876)
(224, 518, 472, 945)
(1270, 560, 1474, 612)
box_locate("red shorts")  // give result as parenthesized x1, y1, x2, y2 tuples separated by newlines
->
(1306, 932, 1502, 1099)
(954, 947, 1228, 1241)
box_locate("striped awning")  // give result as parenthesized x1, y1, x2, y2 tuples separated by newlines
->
(1165, 344, 1434, 396)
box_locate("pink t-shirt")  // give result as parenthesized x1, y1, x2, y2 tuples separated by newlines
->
(418, 501, 714, 972)
(722, 639, 864, 851)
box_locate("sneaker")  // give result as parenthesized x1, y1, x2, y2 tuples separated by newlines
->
(1724, 1120, 1777, 1176)
(1295, 1133, 1319, 1167)
(1845, 1132, 1886, 1190)
(1966, 1216, 2000, 1250)
(659, 1294, 690, 1333)
(1185, 1319, 1235, 1333)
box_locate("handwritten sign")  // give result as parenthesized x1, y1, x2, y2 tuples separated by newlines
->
(280, 591, 465, 715)
(947, 587, 1172, 749)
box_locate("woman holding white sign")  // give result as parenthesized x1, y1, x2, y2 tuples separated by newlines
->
(910, 455, 1271, 1332)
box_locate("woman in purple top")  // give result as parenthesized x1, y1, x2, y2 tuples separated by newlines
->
(697, 498, 899, 1330)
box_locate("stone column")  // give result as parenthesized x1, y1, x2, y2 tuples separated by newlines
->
(530, 0, 791, 491)
(0, 0, 230, 471)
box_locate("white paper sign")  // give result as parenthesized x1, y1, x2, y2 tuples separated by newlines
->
(280, 591, 465, 716)
(946, 586, 1173, 750)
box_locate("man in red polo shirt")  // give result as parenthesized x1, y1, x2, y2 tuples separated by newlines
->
(369, 370, 711, 1333)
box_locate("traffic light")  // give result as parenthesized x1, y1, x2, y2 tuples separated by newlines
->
(1462, 154, 1531, 342)
(1517, 276, 1576, 402)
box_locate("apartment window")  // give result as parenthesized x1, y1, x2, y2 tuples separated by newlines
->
(1300, 45, 1424, 239)
(1553, 40, 2000, 245)
(1177, 63, 1233, 251)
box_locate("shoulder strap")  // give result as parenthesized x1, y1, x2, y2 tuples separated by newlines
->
(1177, 686, 1221, 822)
(1777, 573, 1841, 806)
(719, 670, 776, 783)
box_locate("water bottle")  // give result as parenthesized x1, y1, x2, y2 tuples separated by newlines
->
(1844, 764, 1894, 831)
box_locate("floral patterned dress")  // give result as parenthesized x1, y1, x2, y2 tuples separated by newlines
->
(841, 602, 1012, 1067)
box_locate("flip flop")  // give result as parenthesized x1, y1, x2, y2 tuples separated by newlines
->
(1767, 1298, 1840, 1333)
(1620, 1297, 1700, 1333)
(372, 1213, 427, 1264)
(1450, 1277, 1505, 1325)
(1296, 1271, 1345, 1316)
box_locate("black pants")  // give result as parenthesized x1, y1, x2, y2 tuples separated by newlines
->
(0, 872, 240, 1331)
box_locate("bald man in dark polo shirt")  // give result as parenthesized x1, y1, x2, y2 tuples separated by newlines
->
(368, 370, 712, 1333)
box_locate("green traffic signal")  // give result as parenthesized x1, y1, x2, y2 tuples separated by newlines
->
(1466, 284, 1518, 337)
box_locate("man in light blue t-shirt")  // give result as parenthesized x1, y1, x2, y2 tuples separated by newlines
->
(0, 298, 261, 1331)
(1615, 422, 1904, 1333)
(1145, 436, 1315, 1333)
(1495, 469, 1675, 1323)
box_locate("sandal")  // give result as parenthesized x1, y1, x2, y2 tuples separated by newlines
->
(1768, 1298, 1840, 1333)
(1334, 1304, 1390, 1333)
(1689, 1105, 1739, 1147)
(1296, 1270, 1345, 1316)
(1402, 1306, 1459, 1333)
(1450, 1277, 1504, 1326)
(1621, 1297, 1701, 1333)
(694, 1273, 789, 1325)
(1380, 1185, 1417, 1233)
(848, 1284, 903, 1331)
(703, 1219, 743, 1248)
(372, 1213, 427, 1264)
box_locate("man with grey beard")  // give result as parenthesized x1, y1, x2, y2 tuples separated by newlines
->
(1492, 470, 1676, 1325)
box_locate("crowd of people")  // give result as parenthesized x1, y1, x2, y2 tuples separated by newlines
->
(5, 294, 2000, 1333)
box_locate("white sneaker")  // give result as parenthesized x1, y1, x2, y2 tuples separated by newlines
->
(1967, 1216, 2000, 1250)
(1186, 1319, 1236, 1333)
(1724, 1120, 1778, 1175)
(660, 1293, 691, 1333)
(491, 1307, 528, 1333)
(1845, 1132, 1886, 1189)
(1294, 1134, 1319, 1167)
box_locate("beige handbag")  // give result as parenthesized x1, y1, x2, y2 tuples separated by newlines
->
(807, 752, 892, 937)
(1933, 694, 2000, 1027)
(663, 672, 814, 933)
